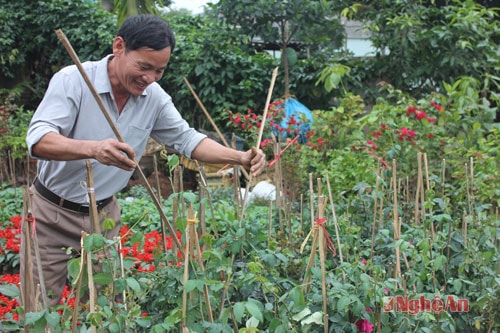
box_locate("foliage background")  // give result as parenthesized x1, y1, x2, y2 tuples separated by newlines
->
(0, 0, 499, 332)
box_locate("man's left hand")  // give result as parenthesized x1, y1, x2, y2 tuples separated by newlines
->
(243, 147, 266, 177)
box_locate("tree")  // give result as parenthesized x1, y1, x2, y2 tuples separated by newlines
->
(211, 0, 344, 96)
(0, 0, 115, 109)
(340, 0, 500, 99)
(159, 14, 278, 133)
(113, 0, 172, 26)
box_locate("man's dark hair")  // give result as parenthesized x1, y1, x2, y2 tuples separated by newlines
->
(117, 14, 175, 52)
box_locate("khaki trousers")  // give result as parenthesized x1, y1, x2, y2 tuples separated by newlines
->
(20, 186, 121, 309)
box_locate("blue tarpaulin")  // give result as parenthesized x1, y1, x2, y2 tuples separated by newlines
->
(274, 97, 314, 143)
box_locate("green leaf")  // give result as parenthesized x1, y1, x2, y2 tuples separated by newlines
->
(45, 311, 61, 328)
(102, 217, 116, 231)
(130, 231, 144, 245)
(126, 277, 141, 291)
(433, 255, 447, 271)
(184, 279, 204, 292)
(182, 191, 197, 203)
(135, 317, 151, 328)
(93, 273, 114, 285)
(24, 311, 46, 325)
(0, 284, 19, 298)
(233, 302, 245, 322)
(245, 301, 263, 322)
(301, 311, 323, 325)
(336, 295, 351, 313)
(108, 322, 120, 333)
(292, 307, 311, 321)
(83, 233, 106, 252)
(115, 278, 127, 293)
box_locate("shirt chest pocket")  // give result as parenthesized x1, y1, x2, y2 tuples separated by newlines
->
(124, 125, 151, 157)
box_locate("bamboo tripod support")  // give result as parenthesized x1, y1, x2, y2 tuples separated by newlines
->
(182, 205, 214, 329)
(70, 161, 101, 332)
(21, 187, 52, 333)
(300, 195, 331, 332)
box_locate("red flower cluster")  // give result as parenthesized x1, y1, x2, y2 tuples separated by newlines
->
(0, 216, 21, 255)
(0, 274, 19, 321)
(0, 219, 185, 322)
(406, 100, 443, 122)
(227, 99, 326, 153)
(59, 285, 76, 311)
(119, 226, 183, 272)
(353, 100, 444, 166)
(0, 293, 19, 321)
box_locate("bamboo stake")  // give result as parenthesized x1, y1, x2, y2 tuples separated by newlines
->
(423, 153, 436, 240)
(392, 160, 401, 287)
(268, 200, 273, 248)
(470, 157, 476, 227)
(418, 153, 426, 221)
(152, 154, 170, 254)
(441, 159, 446, 197)
(273, 137, 284, 237)
(182, 206, 214, 328)
(465, 162, 473, 225)
(316, 196, 329, 333)
(21, 188, 35, 329)
(423, 153, 430, 191)
(55, 29, 183, 253)
(8, 150, 15, 187)
(309, 173, 315, 227)
(85, 160, 101, 234)
(23, 190, 51, 315)
(300, 195, 333, 331)
(301, 222, 319, 294)
(116, 236, 127, 310)
(325, 173, 346, 281)
(26, 154, 31, 188)
(84, 233, 97, 333)
(415, 153, 422, 225)
(300, 194, 304, 234)
(256, 67, 279, 149)
(370, 161, 381, 260)
(239, 67, 279, 221)
(153, 154, 162, 199)
(71, 233, 86, 333)
(462, 210, 468, 248)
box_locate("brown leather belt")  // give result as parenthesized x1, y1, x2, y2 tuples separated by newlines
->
(33, 178, 112, 214)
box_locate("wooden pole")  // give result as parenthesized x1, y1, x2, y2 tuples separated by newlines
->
(325, 173, 346, 282)
(370, 162, 381, 260)
(182, 206, 214, 329)
(239, 67, 279, 220)
(85, 160, 101, 234)
(392, 160, 401, 287)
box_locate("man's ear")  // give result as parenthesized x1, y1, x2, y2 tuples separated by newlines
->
(112, 36, 126, 56)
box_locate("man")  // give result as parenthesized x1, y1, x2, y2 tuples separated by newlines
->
(21, 14, 266, 308)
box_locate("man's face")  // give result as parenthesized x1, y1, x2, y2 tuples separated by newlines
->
(112, 37, 171, 96)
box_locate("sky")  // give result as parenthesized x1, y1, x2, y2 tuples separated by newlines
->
(171, 0, 218, 14)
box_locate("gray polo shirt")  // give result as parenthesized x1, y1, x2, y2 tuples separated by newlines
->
(26, 55, 206, 203)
